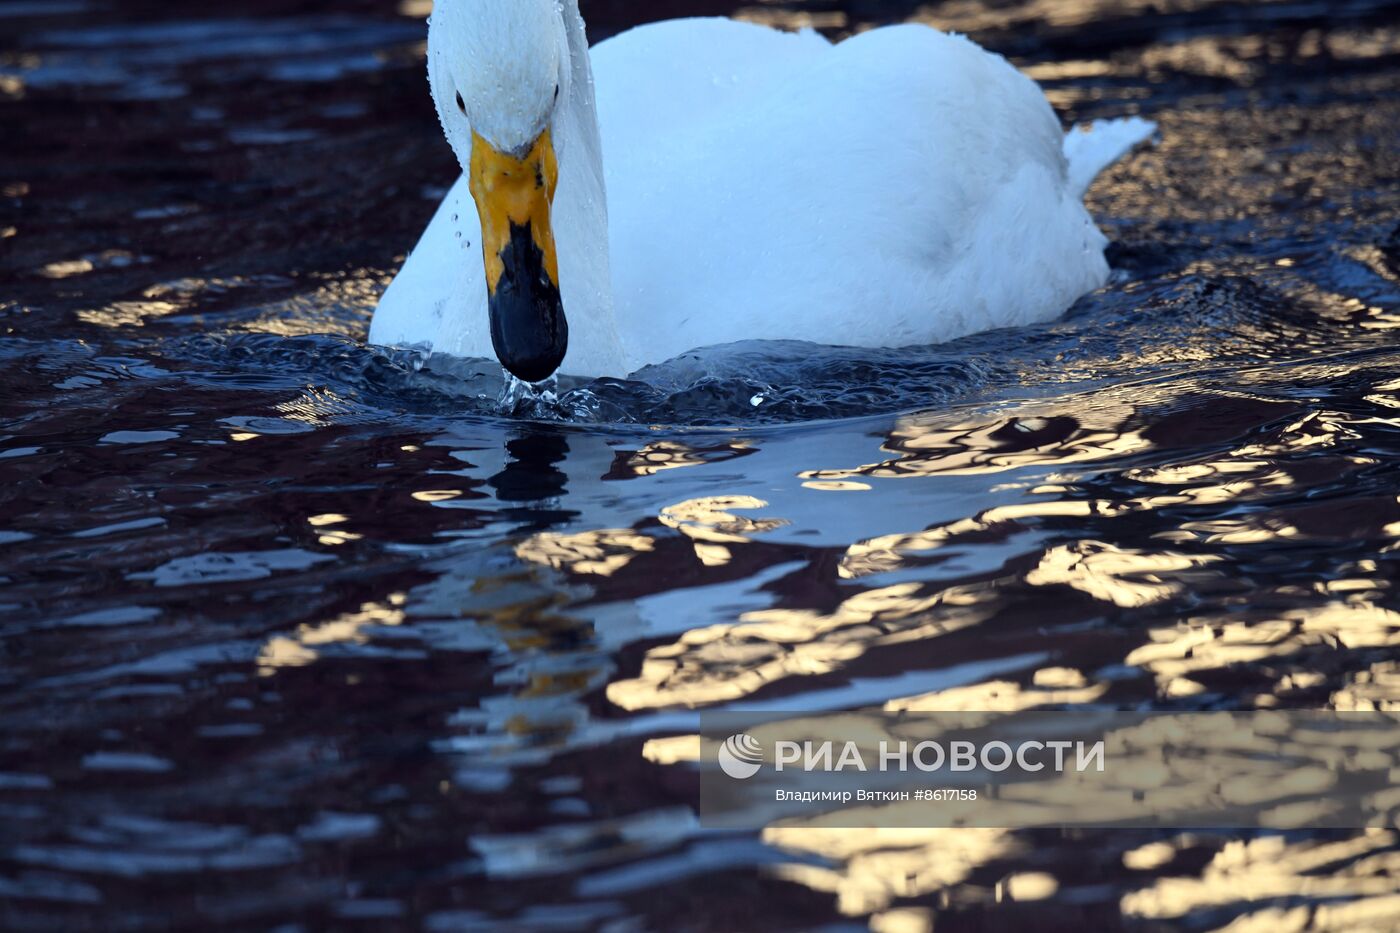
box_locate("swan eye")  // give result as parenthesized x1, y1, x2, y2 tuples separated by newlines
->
(455, 91, 466, 115)
(553, 84, 560, 104)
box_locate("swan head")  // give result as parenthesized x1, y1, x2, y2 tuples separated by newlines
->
(428, 0, 571, 383)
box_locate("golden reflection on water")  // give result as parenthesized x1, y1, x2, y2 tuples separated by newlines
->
(307, 512, 363, 546)
(1127, 602, 1400, 704)
(73, 273, 250, 327)
(608, 360, 1400, 925)
(839, 498, 1126, 579)
(1323, 25, 1400, 62)
(829, 386, 1387, 588)
(1027, 540, 1221, 608)
(257, 598, 406, 673)
(1333, 662, 1400, 712)
(411, 489, 462, 502)
(1121, 831, 1400, 926)
(608, 581, 997, 710)
(600, 368, 1398, 712)
(734, 8, 849, 31)
(1021, 59, 1114, 80)
(698, 709, 1397, 923)
(516, 528, 655, 577)
(711, 711, 1400, 862)
(514, 494, 785, 580)
(764, 826, 1019, 917)
(739, 0, 1237, 37)
(41, 258, 96, 279)
(802, 407, 1151, 482)
(240, 271, 391, 335)
(884, 669, 1106, 712)
(1366, 376, 1400, 410)
(659, 495, 787, 543)
(611, 439, 753, 478)
(75, 300, 181, 327)
(71, 269, 390, 333)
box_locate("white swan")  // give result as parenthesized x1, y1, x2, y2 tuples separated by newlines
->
(369, 0, 1155, 381)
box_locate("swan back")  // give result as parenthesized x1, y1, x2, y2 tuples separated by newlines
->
(597, 23, 1089, 369)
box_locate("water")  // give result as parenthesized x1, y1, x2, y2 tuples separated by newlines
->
(3, 0, 1400, 929)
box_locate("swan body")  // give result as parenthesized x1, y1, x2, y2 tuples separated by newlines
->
(370, 4, 1154, 379)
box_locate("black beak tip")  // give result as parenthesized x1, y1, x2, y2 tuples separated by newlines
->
(488, 223, 569, 384)
(490, 286, 568, 383)
(499, 339, 567, 384)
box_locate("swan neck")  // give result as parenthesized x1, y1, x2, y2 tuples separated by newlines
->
(559, 1, 606, 228)
(553, 1, 623, 373)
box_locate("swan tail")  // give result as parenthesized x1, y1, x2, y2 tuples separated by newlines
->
(1063, 116, 1157, 198)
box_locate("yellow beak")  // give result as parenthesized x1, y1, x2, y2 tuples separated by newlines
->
(467, 129, 567, 383)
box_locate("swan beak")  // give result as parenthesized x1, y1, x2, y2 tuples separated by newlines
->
(468, 128, 567, 383)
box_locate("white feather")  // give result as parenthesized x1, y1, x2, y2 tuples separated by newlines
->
(370, 8, 1156, 378)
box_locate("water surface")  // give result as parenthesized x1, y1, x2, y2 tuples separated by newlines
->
(3, 0, 1400, 929)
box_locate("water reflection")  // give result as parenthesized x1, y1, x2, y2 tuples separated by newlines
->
(1027, 540, 1222, 608)
(490, 431, 570, 502)
(517, 528, 656, 577)
(5, 0, 1400, 928)
(802, 408, 1153, 482)
(601, 439, 757, 480)
(1122, 831, 1400, 926)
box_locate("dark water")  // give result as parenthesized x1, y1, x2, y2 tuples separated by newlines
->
(4, 0, 1400, 929)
